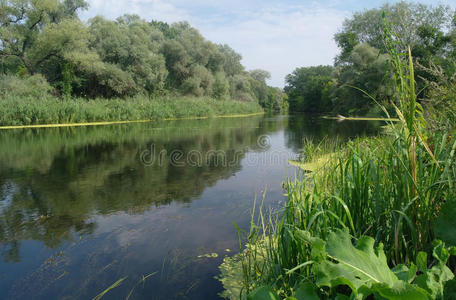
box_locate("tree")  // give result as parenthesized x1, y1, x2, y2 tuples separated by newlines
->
(0, 0, 89, 75)
(248, 69, 271, 107)
(88, 15, 168, 96)
(212, 72, 229, 99)
(335, 2, 453, 64)
(285, 65, 334, 113)
(0, 2, 276, 102)
(218, 44, 244, 77)
(331, 44, 391, 114)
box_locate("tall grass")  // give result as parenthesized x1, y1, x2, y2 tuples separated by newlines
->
(0, 95, 263, 126)
(219, 21, 456, 299)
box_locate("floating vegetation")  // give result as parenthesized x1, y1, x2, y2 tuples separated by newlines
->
(197, 253, 219, 259)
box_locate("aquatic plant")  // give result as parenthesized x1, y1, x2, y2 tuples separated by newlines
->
(218, 18, 456, 300)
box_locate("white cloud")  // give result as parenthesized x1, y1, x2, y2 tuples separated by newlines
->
(194, 5, 347, 87)
(81, 0, 189, 23)
(81, 0, 349, 87)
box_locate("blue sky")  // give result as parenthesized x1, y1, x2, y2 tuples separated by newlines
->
(81, 0, 456, 87)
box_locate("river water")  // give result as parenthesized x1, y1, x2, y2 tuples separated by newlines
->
(0, 114, 378, 299)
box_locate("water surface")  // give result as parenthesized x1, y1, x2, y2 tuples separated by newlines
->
(0, 115, 378, 299)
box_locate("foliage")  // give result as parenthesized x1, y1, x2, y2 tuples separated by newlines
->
(331, 43, 392, 114)
(0, 74, 53, 98)
(0, 94, 263, 126)
(284, 65, 333, 113)
(286, 1, 456, 115)
(0, 0, 89, 74)
(296, 230, 454, 300)
(0, 1, 284, 110)
(248, 230, 454, 300)
(334, 1, 452, 63)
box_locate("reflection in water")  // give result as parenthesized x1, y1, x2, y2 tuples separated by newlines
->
(285, 115, 380, 152)
(0, 115, 376, 299)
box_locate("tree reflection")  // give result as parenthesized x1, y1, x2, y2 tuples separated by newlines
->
(0, 116, 279, 262)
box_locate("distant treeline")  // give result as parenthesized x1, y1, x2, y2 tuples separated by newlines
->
(0, 0, 286, 111)
(285, 1, 456, 115)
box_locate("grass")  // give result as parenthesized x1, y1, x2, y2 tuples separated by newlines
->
(0, 94, 263, 126)
(218, 22, 456, 299)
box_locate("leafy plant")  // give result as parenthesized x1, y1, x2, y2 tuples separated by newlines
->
(248, 230, 455, 300)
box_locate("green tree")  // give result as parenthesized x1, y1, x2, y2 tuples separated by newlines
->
(88, 15, 168, 96)
(218, 44, 244, 77)
(0, 0, 89, 75)
(212, 72, 229, 99)
(335, 1, 453, 64)
(285, 65, 334, 113)
(331, 43, 391, 114)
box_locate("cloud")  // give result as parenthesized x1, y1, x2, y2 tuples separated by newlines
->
(81, 0, 189, 23)
(79, 1, 350, 87)
(191, 4, 347, 86)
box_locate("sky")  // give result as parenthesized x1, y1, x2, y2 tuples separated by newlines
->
(80, 0, 456, 87)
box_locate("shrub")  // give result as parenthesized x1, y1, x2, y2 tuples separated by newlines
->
(0, 74, 54, 98)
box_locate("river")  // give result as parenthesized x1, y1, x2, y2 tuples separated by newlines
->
(0, 114, 378, 299)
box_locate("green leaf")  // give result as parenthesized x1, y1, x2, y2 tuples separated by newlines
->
(450, 247, 456, 256)
(293, 282, 319, 300)
(323, 230, 396, 287)
(416, 252, 428, 273)
(414, 264, 454, 299)
(374, 281, 429, 300)
(248, 286, 279, 300)
(432, 240, 450, 265)
(294, 230, 326, 262)
(313, 229, 428, 299)
(392, 264, 417, 283)
(411, 241, 455, 299)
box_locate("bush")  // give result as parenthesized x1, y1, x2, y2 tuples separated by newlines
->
(0, 75, 53, 98)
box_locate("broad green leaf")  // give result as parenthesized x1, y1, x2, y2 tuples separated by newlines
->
(374, 281, 428, 300)
(323, 230, 396, 286)
(293, 282, 319, 300)
(313, 229, 428, 299)
(248, 286, 279, 300)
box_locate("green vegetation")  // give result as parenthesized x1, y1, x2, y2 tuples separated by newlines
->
(285, 1, 455, 115)
(0, 0, 285, 126)
(219, 4, 456, 300)
(0, 94, 262, 126)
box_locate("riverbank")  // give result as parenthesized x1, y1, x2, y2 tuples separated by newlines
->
(218, 37, 456, 300)
(0, 95, 263, 127)
(219, 128, 456, 299)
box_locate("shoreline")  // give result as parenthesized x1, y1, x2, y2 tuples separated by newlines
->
(0, 111, 265, 130)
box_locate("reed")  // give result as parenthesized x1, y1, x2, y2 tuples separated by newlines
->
(219, 20, 456, 300)
(0, 95, 263, 126)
